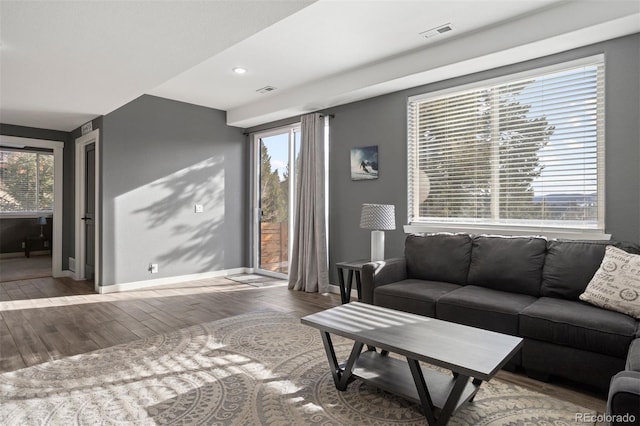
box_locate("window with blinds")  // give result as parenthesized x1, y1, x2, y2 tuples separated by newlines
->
(408, 56, 605, 232)
(0, 150, 54, 214)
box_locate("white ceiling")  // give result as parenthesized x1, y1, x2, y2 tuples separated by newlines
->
(1, 0, 639, 132)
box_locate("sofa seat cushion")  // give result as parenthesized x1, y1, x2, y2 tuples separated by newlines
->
(519, 297, 637, 359)
(467, 236, 546, 297)
(437, 285, 537, 336)
(405, 234, 473, 285)
(374, 279, 461, 317)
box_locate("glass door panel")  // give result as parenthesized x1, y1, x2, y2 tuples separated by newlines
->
(257, 127, 299, 275)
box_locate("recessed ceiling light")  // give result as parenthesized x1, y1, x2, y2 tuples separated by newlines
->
(232, 67, 247, 75)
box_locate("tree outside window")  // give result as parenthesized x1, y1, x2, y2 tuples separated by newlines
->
(408, 58, 604, 231)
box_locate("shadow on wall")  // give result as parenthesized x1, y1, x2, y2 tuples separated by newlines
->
(115, 156, 226, 280)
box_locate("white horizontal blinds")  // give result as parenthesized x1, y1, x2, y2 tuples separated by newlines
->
(0, 150, 54, 213)
(500, 65, 603, 226)
(408, 58, 604, 229)
(415, 89, 493, 221)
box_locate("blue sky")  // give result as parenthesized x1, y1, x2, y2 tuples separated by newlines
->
(262, 133, 289, 181)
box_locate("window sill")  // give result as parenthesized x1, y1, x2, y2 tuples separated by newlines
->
(403, 223, 610, 241)
(0, 213, 52, 219)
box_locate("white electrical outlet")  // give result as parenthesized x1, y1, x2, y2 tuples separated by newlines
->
(21, 242, 26, 249)
(149, 263, 159, 274)
(194, 204, 204, 213)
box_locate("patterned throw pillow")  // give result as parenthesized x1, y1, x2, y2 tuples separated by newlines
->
(579, 246, 640, 319)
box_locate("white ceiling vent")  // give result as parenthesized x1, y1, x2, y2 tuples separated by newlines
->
(256, 86, 277, 94)
(420, 23, 454, 39)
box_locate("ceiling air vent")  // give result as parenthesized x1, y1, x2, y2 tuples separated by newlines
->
(420, 23, 454, 39)
(256, 86, 277, 94)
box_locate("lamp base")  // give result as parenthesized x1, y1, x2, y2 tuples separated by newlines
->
(371, 230, 385, 261)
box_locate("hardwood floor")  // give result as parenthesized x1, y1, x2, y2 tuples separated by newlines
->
(0, 275, 607, 416)
(0, 254, 52, 282)
(0, 276, 338, 373)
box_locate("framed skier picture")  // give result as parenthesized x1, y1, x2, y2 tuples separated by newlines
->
(350, 145, 378, 181)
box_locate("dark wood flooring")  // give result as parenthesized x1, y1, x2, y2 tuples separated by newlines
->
(0, 254, 52, 282)
(0, 275, 606, 417)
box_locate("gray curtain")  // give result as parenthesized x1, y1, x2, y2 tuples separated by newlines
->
(288, 113, 329, 293)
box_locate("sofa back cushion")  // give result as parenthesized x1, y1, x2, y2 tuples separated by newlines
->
(542, 240, 612, 300)
(405, 234, 472, 285)
(542, 239, 640, 300)
(467, 235, 546, 296)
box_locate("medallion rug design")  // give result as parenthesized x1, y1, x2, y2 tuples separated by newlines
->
(0, 311, 597, 425)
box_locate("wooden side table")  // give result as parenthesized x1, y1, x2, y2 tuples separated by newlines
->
(336, 259, 370, 304)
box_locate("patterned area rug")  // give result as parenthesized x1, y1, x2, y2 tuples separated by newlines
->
(0, 311, 596, 425)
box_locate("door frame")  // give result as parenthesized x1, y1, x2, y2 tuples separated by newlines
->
(75, 129, 100, 290)
(0, 135, 64, 277)
(251, 124, 300, 278)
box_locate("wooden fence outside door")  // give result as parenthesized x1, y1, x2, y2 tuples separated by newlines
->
(260, 222, 288, 274)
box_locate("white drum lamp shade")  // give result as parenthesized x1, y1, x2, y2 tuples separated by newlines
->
(360, 204, 396, 261)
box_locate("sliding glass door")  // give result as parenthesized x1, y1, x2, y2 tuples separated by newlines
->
(253, 125, 301, 276)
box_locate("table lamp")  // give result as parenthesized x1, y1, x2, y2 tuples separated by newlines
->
(360, 203, 396, 261)
(37, 216, 47, 237)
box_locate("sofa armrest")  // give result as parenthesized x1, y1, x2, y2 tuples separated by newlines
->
(607, 371, 640, 425)
(361, 258, 407, 304)
(626, 338, 640, 371)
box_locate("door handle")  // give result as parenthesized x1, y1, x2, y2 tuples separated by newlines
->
(81, 217, 92, 221)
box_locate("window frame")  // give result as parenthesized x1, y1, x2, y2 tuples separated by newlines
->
(0, 148, 55, 217)
(406, 55, 607, 240)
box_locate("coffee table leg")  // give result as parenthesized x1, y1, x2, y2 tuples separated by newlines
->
(320, 331, 364, 391)
(407, 358, 473, 425)
(407, 358, 437, 425)
(468, 378, 483, 402)
(438, 373, 471, 425)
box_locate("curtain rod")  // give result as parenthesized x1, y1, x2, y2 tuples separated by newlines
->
(243, 113, 334, 136)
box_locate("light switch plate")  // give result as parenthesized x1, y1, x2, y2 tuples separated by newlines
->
(194, 204, 204, 213)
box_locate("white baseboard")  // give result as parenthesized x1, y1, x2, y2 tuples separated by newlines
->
(327, 283, 358, 299)
(55, 270, 76, 278)
(0, 251, 51, 259)
(97, 268, 250, 294)
(0, 252, 25, 259)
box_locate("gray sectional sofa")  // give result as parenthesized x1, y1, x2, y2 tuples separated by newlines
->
(607, 338, 640, 425)
(360, 233, 640, 396)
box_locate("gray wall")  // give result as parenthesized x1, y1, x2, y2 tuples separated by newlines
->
(324, 34, 640, 283)
(101, 95, 246, 286)
(0, 124, 71, 263)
